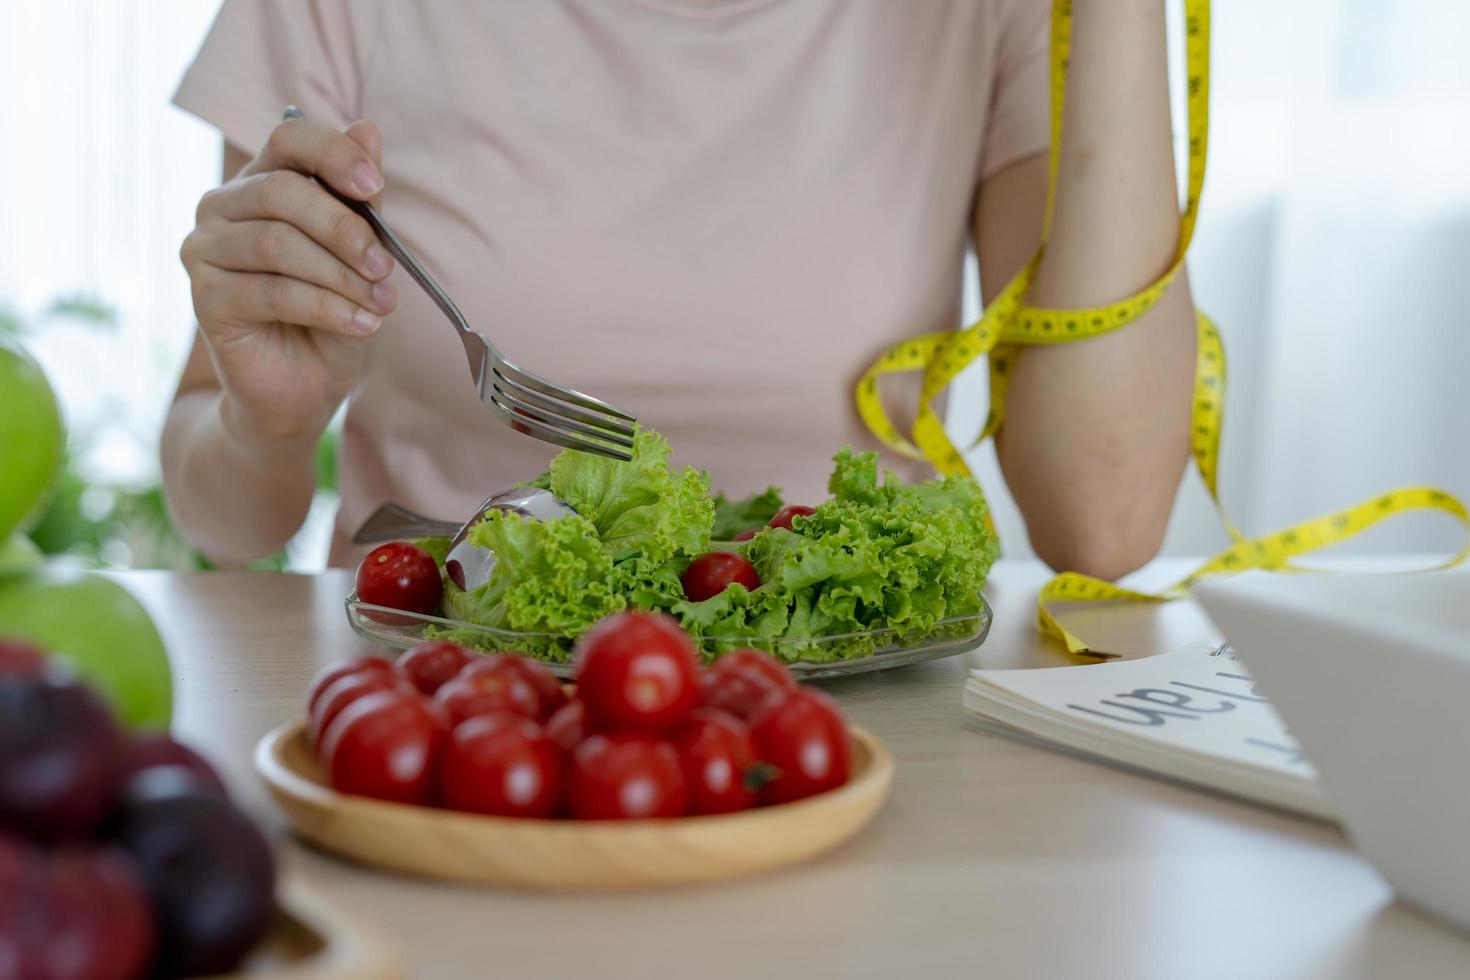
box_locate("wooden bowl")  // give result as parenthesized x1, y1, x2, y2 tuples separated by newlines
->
(255, 720, 893, 890)
(229, 876, 403, 978)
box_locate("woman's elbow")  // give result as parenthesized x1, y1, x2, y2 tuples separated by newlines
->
(1028, 502, 1172, 582)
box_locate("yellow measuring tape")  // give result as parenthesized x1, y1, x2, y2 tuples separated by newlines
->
(855, 0, 1469, 657)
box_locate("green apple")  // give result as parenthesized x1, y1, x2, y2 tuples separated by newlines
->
(0, 336, 65, 540)
(0, 533, 42, 577)
(0, 565, 172, 729)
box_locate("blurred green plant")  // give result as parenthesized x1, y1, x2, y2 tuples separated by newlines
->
(10, 296, 337, 571)
(0, 293, 117, 337)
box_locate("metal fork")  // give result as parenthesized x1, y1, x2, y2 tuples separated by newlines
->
(282, 107, 635, 461)
(351, 502, 460, 545)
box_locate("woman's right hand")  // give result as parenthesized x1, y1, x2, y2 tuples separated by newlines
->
(179, 117, 398, 449)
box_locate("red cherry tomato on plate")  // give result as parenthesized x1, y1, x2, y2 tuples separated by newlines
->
(306, 655, 399, 717)
(574, 612, 700, 733)
(767, 505, 816, 532)
(439, 713, 564, 818)
(697, 666, 779, 722)
(680, 552, 760, 602)
(434, 658, 542, 725)
(675, 707, 760, 815)
(732, 528, 759, 542)
(320, 689, 448, 805)
(545, 699, 592, 752)
(310, 670, 412, 750)
(492, 656, 567, 720)
(356, 542, 442, 619)
(711, 648, 795, 691)
(398, 641, 474, 696)
(750, 687, 851, 805)
(569, 733, 687, 819)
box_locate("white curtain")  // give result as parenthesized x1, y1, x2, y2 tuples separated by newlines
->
(0, 1, 221, 477)
(3, 1, 1466, 570)
(0, 0, 341, 566)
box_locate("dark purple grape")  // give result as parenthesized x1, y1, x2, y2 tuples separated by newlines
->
(118, 734, 228, 800)
(0, 832, 41, 976)
(114, 771, 275, 977)
(0, 834, 157, 980)
(0, 676, 123, 841)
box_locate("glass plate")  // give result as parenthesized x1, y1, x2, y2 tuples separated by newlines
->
(344, 593, 992, 680)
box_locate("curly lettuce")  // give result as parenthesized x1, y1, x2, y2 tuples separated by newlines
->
(431, 429, 712, 658)
(432, 512, 621, 660)
(710, 487, 784, 540)
(547, 428, 713, 563)
(671, 449, 998, 661)
(424, 436, 997, 663)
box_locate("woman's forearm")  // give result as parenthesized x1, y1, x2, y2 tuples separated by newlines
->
(161, 388, 319, 567)
(995, 0, 1196, 579)
(1031, 0, 1184, 299)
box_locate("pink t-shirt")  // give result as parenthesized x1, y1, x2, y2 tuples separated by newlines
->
(174, 0, 1049, 566)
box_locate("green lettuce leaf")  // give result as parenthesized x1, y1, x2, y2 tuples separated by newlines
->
(431, 430, 715, 658)
(547, 428, 714, 563)
(710, 486, 784, 540)
(437, 511, 625, 660)
(411, 535, 451, 566)
(671, 448, 999, 662)
(427, 437, 998, 665)
(826, 446, 888, 506)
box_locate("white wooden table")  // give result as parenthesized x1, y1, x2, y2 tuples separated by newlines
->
(113, 560, 1470, 979)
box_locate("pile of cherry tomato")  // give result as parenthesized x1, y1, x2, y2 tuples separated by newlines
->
(307, 611, 852, 820)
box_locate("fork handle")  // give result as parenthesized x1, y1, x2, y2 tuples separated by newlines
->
(281, 106, 483, 348)
(351, 503, 461, 545)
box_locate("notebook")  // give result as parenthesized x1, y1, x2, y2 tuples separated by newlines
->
(963, 644, 1332, 819)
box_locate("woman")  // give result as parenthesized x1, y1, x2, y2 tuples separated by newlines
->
(164, 0, 1195, 578)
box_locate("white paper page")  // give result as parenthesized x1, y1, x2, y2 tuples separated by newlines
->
(970, 649, 1318, 781)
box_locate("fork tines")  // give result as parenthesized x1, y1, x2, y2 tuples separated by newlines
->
(486, 364, 635, 461)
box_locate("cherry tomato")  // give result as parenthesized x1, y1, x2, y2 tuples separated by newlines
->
(320, 689, 448, 805)
(544, 699, 592, 752)
(434, 658, 542, 725)
(355, 542, 442, 617)
(569, 733, 687, 819)
(732, 528, 759, 542)
(493, 656, 567, 720)
(306, 655, 399, 717)
(680, 551, 760, 602)
(574, 612, 700, 733)
(767, 505, 816, 532)
(398, 641, 474, 696)
(439, 713, 564, 818)
(712, 648, 795, 691)
(750, 687, 851, 805)
(697, 666, 780, 722)
(310, 670, 412, 749)
(0, 638, 47, 676)
(675, 708, 759, 815)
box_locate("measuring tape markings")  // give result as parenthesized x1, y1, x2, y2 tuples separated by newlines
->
(853, 0, 1469, 657)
